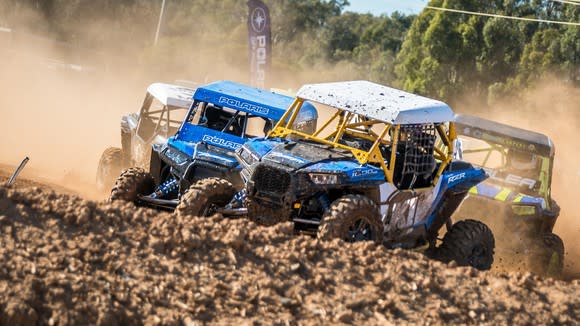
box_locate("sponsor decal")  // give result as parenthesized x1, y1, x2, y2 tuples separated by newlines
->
(218, 96, 269, 115)
(352, 169, 380, 177)
(484, 168, 537, 190)
(468, 129, 537, 153)
(202, 135, 241, 150)
(251, 7, 267, 33)
(448, 172, 466, 183)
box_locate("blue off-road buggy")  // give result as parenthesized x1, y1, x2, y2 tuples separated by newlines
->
(185, 81, 496, 270)
(453, 114, 564, 276)
(109, 81, 317, 212)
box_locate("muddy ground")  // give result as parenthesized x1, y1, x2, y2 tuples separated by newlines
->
(0, 171, 579, 325)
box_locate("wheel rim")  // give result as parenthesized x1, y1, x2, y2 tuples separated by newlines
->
(346, 218, 374, 242)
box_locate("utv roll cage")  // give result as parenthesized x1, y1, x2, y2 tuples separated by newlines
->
(455, 114, 555, 200)
(269, 81, 457, 188)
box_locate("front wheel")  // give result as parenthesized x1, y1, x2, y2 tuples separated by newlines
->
(529, 233, 564, 278)
(176, 178, 236, 217)
(96, 147, 123, 192)
(110, 168, 155, 203)
(318, 194, 384, 244)
(437, 219, 495, 270)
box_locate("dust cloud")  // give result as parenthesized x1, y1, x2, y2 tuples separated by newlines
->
(455, 78, 580, 279)
(0, 3, 353, 199)
(0, 7, 244, 197)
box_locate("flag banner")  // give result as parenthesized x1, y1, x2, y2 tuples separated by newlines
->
(247, 0, 271, 88)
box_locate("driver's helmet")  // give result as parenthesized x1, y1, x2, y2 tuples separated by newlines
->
(507, 149, 538, 171)
(290, 101, 318, 134)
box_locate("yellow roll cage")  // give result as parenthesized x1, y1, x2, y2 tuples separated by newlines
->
(268, 98, 457, 186)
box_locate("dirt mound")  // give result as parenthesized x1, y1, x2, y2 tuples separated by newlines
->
(0, 185, 578, 325)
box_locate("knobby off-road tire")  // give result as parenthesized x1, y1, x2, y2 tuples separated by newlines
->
(96, 147, 123, 192)
(176, 178, 236, 218)
(529, 233, 564, 278)
(318, 194, 384, 244)
(109, 168, 155, 203)
(437, 219, 495, 271)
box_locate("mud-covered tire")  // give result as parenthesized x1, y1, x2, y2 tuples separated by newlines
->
(176, 178, 236, 217)
(96, 147, 123, 192)
(109, 168, 155, 203)
(437, 219, 495, 270)
(318, 195, 384, 244)
(529, 233, 564, 278)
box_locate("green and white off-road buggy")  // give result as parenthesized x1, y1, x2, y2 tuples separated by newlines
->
(454, 114, 564, 277)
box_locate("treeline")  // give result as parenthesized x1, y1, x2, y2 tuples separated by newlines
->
(1, 0, 578, 104)
(397, 0, 579, 104)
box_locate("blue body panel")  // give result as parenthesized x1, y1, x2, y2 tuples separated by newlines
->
(246, 138, 280, 157)
(167, 135, 239, 169)
(192, 80, 317, 120)
(471, 183, 545, 206)
(423, 168, 488, 228)
(174, 125, 244, 151)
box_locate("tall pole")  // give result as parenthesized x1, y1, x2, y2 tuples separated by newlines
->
(154, 0, 166, 46)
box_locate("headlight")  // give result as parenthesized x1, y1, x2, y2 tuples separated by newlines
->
(309, 173, 339, 184)
(239, 147, 259, 165)
(165, 147, 189, 165)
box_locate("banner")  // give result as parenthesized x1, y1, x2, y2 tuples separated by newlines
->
(247, 0, 271, 88)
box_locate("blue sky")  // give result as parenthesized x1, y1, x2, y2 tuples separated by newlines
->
(346, 0, 428, 15)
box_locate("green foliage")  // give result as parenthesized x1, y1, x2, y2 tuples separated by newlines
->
(396, 0, 579, 104)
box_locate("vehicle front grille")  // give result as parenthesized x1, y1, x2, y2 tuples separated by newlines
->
(252, 164, 291, 195)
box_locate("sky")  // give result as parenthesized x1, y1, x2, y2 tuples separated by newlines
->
(346, 0, 428, 15)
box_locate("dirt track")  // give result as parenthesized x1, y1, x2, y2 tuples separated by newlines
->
(0, 173, 579, 325)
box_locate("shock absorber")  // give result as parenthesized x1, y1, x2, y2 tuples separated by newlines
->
(151, 177, 179, 199)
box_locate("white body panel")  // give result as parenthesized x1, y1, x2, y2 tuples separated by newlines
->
(147, 83, 195, 108)
(296, 80, 454, 124)
(381, 177, 443, 237)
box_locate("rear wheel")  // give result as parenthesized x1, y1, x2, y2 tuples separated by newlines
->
(529, 233, 564, 278)
(96, 147, 123, 192)
(318, 195, 384, 244)
(176, 178, 236, 217)
(437, 219, 495, 270)
(110, 168, 155, 203)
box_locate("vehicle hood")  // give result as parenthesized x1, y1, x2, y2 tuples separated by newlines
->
(243, 139, 385, 182)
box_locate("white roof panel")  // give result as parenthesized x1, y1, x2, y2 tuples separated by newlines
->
(147, 83, 195, 108)
(296, 80, 454, 124)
